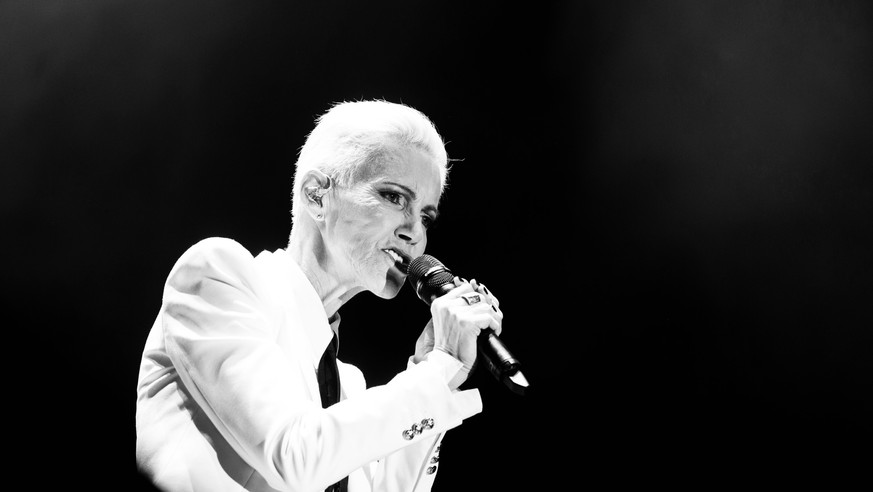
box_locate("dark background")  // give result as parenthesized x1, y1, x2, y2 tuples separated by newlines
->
(3, 0, 872, 489)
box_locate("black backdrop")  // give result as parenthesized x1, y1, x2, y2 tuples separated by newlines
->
(3, 1, 872, 489)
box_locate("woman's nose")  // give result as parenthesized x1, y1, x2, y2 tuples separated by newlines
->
(396, 217, 424, 245)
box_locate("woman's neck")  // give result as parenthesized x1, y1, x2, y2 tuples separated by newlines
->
(286, 223, 364, 320)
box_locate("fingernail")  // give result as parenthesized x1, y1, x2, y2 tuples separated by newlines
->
(481, 284, 490, 294)
(491, 305, 497, 312)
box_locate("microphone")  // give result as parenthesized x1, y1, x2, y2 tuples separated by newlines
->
(407, 254, 529, 396)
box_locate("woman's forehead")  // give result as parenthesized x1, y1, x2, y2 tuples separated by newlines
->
(357, 148, 441, 195)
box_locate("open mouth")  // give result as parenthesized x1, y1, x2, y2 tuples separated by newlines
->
(383, 248, 410, 274)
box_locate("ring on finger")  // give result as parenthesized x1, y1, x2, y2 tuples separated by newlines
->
(460, 293, 483, 305)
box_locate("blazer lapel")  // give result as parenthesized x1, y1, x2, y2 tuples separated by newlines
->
(254, 247, 334, 405)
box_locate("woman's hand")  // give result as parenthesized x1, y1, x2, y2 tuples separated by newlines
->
(414, 277, 503, 387)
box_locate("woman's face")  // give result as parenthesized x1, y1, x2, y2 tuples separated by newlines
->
(324, 146, 441, 299)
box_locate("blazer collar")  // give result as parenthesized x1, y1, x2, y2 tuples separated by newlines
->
(255, 247, 339, 367)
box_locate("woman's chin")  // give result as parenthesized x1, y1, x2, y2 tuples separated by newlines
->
(372, 275, 404, 299)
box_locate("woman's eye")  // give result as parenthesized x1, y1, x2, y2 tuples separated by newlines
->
(421, 215, 436, 229)
(382, 191, 403, 205)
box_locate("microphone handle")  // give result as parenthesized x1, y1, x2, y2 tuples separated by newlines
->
(478, 327, 522, 377)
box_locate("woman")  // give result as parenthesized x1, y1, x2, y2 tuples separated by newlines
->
(135, 100, 503, 492)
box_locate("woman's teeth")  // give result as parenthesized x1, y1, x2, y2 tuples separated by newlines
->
(384, 249, 403, 263)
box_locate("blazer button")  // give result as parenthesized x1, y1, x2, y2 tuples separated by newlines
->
(430, 456, 439, 464)
(426, 465, 437, 475)
(402, 429, 416, 440)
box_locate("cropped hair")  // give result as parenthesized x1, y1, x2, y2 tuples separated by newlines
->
(290, 100, 450, 223)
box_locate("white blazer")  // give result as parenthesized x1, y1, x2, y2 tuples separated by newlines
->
(136, 237, 482, 492)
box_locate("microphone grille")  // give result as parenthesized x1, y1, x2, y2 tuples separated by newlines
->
(407, 254, 445, 285)
(407, 254, 455, 304)
(422, 268, 455, 291)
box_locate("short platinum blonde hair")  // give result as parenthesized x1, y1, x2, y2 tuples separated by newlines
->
(291, 100, 450, 223)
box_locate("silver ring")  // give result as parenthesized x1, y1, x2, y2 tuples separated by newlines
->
(460, 293, 482, 305)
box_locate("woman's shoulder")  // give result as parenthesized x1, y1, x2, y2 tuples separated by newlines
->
(166, 237, 258, 290)
(177, 236, 253, 265)
(185, 236, 251, 258)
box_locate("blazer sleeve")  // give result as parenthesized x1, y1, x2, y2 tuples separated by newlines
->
(339, 360, 462, 492)
(161, 238, 482, 492)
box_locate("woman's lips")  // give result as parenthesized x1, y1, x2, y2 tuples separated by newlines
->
(383, 249, 409, 273)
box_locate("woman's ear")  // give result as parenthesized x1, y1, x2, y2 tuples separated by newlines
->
(299, 170, 332, 221)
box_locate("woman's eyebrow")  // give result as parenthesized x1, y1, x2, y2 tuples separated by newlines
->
(383, 181, 440, 218)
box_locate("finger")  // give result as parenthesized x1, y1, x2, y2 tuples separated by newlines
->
(469, 309, 502, 336)
(456, 278, 500, 307)
(472, 282, 499, 309)
(439, 281, 476, 301)
(478, 282, 492, 299)
(465, 302, 503, 336)
(458, 291, 487, 306)
(486, 305, 503, 336)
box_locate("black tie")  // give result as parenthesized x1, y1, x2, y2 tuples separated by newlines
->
(317, 333, 348, 492)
